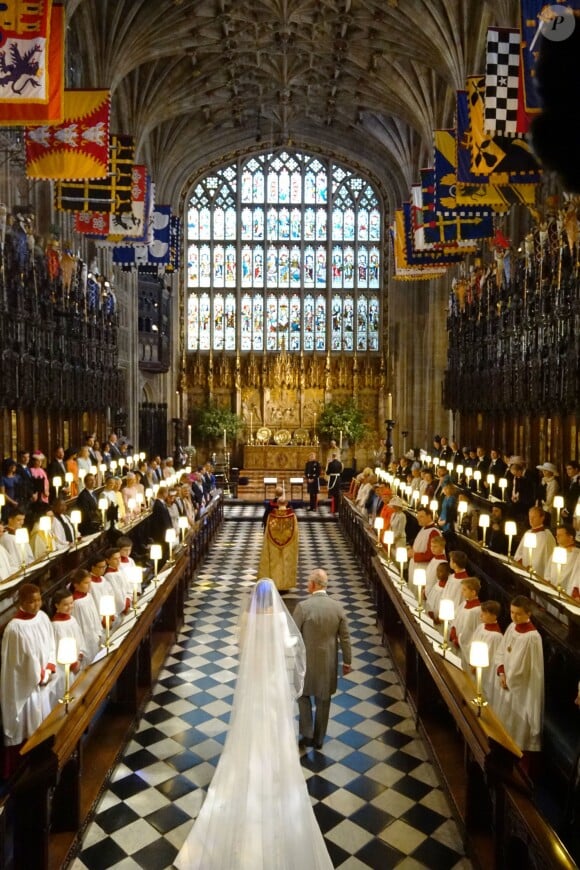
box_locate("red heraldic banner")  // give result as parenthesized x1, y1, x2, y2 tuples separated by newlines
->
(24, 89, 110, 178)
(0, 2, 64, 125)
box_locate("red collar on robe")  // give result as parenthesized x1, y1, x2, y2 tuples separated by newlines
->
(121, 556, 130, 563)
(91, 575, 104, 582)
(464, 598, 480, 609)
(514, 621, 536, 633)
(531, 527, 545, 534)
(437, 577, 449, 587)
(52, 613, 71, 621)
(14, 609, 35, 620)
(484, 622, 502, 633)
(453, 570, 469, 579)
(72, 590, 87, 600)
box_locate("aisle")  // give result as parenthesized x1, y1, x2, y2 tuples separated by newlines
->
(72, 505, 471, 869)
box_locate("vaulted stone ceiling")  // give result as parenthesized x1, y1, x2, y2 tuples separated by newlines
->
(67, 0, 518, 208)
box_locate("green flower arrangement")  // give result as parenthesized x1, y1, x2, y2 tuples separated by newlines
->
(192, 405, 242, 442)
(318, 399, 367, 445)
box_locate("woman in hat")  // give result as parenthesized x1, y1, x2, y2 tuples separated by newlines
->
(537, 462, 560, 526)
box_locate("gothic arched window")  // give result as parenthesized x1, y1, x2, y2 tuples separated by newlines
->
(186, 151, 382, 353)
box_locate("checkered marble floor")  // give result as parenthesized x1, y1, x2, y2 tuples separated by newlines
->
(71, 505, 472, 870)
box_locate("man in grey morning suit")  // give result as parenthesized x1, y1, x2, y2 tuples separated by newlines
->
(292, 568, 352, 749)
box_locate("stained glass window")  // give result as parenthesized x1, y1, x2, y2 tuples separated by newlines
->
(186, 151, 382, 352)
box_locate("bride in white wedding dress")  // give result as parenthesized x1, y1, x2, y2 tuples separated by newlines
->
(174, 578, 333, 869)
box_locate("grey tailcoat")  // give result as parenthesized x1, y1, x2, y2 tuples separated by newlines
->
(292, 592, 351, 698)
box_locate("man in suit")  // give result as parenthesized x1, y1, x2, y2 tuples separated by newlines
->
(46, 446, 70, 500)
(76, 473, 103, 535)
(293, 568, 351, 750)
(304, 452, 321, 512)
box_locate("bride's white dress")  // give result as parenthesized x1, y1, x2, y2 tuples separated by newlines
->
(174, 579, 333, 869)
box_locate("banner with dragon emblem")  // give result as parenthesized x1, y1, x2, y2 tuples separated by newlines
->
(0, 1, 64, 125)
(24, 89, 110, 178)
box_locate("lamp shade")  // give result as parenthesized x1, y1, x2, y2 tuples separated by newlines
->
(523, 531, 537, 550)
(373, 516, 384, 530)
(383, 530, 394, 546)
(446, 462, 453, 472)
(473, 470, 481, 481)
(165, 528, 177, 544)
(554, 495, 564, 510)
(438, 598, 455, 621)
(456, 464, 464, 475)
(57, 636, 78, 665)
(109, 460, 117, 471)
(429, 499, 438, 513)
(413, 568, 427, 588)
(78, 468, 87, 481)
(395, 546, 408, 564)
(457, 501, 468, 515)
(420, 494, 429, 507)
(552, 546, 568, 566)
(98, 497, 108, 512)
(178, 516, 189, 531)
(127, 498, 136, 513)
(464, 467, 473, 478)
(478, 514, 490, 529)
(469, 641, 489, 668)
(499, 477, 507, 489)
(136, 492, 144, 505)
(38, 516, 51, 532)
(504, 521, 517, 537)
(486, 474, 495, 486)
(99, 594, 115, 617)
(52, 475, 62, 489)
(128, 565, 143, 586)
(14, 528, 29, 545)
(70, 509, 82, 527)
(145, 487, 153, 501)
(64, 472, 74, 484)
(150, 543, 162, 561)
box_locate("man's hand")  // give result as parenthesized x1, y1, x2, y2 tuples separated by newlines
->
(499, 673, 508, 690)
(343, 664, 352, 676)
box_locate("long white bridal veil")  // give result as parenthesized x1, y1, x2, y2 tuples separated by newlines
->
(174, 578, 333, 870)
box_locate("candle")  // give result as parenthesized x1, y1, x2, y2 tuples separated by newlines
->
(553, 495, 564, 525)
(57, 636, 78, 708)
(339, 430, 343, 449)
(469, 641, 489, 715)
(187, 424, 192, 445)
(439, 598, 455, 657)
(387, 392, 393, 419)
(413, 568, 426, 616)
(223, 428, 227, 451)
(99, 595, 115, 652)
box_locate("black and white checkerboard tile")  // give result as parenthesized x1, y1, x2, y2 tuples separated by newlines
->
(71, 506, 472, 869)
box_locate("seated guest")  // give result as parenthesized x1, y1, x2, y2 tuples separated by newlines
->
(563, 460, 580, 520)
(70, 569, 102, 662)
(469, 600, 503, 713)
(450, 577, 482, 670)
(537, 462, 560, 527)
(0, 506, 34, 571)
(29, 451, 50, 503)
(443, 550, 470, 611)
(509, 459, 536, 523)
(495, 596, 544, 759)
(51, 588, 87, 673)
(488, 505, 509, 556)
(514, 506, 556, 578)
(0, 584, 56, 772)
(0, 459, 20, 514)
(50, 497, 76, 549)
(547, 525, 578, 592)
(0, 522, 15, 579)
(426, 561, 453, 623)
(30, 506, 57, 559)
(76, 446, 93, 490)
(488, 447, 508, 481)
(437, 483, 458, 538)
(46, 446, 70, 501)
(387, 496, 407, 550)
(76, 473, 103, 536)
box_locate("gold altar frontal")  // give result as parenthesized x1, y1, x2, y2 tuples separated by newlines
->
(243, 445, 319, 470)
